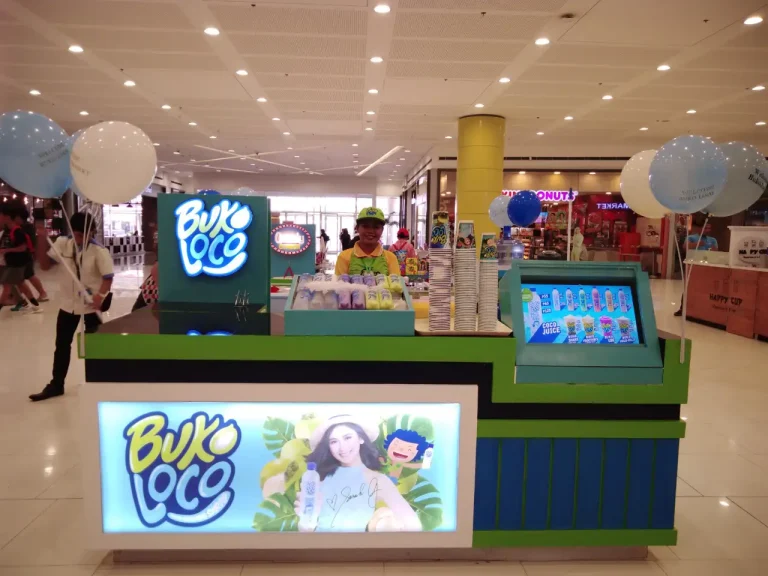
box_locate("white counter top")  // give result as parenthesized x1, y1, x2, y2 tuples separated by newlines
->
(684, 260, 768, 273)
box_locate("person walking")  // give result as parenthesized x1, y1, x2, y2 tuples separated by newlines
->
(29, 212, 114, 401)
(0, 204, 42, 313)
(339, 228, 352, 251)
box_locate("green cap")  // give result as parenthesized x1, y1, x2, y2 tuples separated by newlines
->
(356, 207, 385, 223)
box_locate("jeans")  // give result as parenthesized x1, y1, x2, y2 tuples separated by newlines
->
(51, 309, 101, 389)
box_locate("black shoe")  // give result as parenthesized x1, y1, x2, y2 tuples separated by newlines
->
(673, 309, 683, 317)
(29, 384, 64, 402)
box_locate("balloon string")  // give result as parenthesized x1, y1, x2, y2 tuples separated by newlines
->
(672, 216, 686, 364)
(678, 214, 709, 364)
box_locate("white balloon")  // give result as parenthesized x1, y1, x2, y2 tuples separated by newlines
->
(620, 150, 668, 218)
(70, 121, 157, 204)
(704, 142, 768, 217)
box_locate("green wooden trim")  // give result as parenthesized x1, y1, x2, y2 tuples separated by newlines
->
(472, 529, 677, 548)
(477, 420, 686, 439)
(492, 337, 691, 405)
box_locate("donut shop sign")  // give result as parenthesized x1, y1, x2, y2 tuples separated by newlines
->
(502, 189, 578, 202)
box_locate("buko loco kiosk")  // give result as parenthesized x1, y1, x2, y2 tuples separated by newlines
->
(79, 194, 688, 560)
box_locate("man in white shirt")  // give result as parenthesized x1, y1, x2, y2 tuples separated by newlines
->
(30, 212, 114, 402)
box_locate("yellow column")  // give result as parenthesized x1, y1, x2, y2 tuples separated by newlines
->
(456, 115, 505, 251)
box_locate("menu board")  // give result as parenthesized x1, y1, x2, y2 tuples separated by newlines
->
(521, 283, 641, 344)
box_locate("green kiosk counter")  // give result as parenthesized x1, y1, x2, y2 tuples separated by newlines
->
(78, 195, 688, 559)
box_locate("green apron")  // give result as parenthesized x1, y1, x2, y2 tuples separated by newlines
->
(348, 252, 390, 275)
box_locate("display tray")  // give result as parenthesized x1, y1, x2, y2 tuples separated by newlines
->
(415, 318, 512, 337)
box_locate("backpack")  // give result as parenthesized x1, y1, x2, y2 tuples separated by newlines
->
(10, 226, 33, 253)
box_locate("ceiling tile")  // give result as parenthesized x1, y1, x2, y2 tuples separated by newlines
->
(387, 60, 506, 79)
(393, 12, 549, 40)
(209, 4, 366, 34)
(382, 78, 487, 105)
(242, 56, 365, 76)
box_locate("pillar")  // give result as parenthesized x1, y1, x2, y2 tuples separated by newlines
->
(456, 115, 505, 250)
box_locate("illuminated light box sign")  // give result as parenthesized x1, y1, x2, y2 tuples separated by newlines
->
(595, 202, 629, 210)
(502, 189, 578, 202)
(175, 198, 253, 278)
(97, 401, 461, 535)
(271, 223, 311, 256)
(521, 283, 641, 345)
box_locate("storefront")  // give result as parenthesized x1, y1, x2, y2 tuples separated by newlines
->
(79, 192, 689, 562)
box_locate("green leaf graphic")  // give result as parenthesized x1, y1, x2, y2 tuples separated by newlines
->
(263, 417, 295, 457)
(402, 478, 443, 532)
(252, 492, 299, 532)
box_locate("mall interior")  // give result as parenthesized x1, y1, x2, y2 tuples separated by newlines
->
(1, 0, 768, 575)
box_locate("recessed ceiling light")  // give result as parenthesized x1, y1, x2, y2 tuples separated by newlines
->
(519, 171, 526, 175)
(294, 155, 300, 158)
(228, 149, 235, 153)
(399, 157, 405, 160)
(405, 149, 411, 153)
(602, 94, 613, 100)
(374, 3, 391, 13)
(161, 104, 171, 110)
(687, 109, 697, 114)
(474, 103, 485, 108)
(564, 116, 573, 120)
(445, 135, 452, 139)
(752, 85, 765, 91)
(300, 162, 306, 165)
(657, 64, 671, 71)
(204, 27, 220, 36)
(272, 117, 280, 121)
(744, 16, 763, 25)
(535, 37, 550, 46)
(257, 97, 267, 103)
(756, 121, 766, 126)
(640, 127, 649, 131)
(235, 69, 248, 76)
(368, 88, 379, 94)
(216, 169, 221, 172)
(719, 500, 730, 507)
(259, 168, 264, 171)
(124, 80, 136, 87)
(365, 127, 373, 131)
(79, 110, 89, 116)
(366, 110, 376, 115)
(554, 171, 560, 175)
(173, 151, 180, 155)
(188, 121, 197, 126)
(353, 154, 358, 157)
(68, 45, 84, 53)
(283, 131, 291, 135)
(153, 142, 160, 146)
(353, 160, 358, 163)
(209, 135, 217, 139)
(536, 131, 544, 135)
(396, 164, 401, 167)
(606, 191, 612, 195)
(352, 143, 359, 147)
(370, 56, 383, 63)
(499, 77, 511, 83)
(589, 171, 596, 175)
(287, 147, 293, 150)
(29, 89, 41, 96)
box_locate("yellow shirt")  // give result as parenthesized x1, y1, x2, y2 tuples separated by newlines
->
(334, 244, 401, 276)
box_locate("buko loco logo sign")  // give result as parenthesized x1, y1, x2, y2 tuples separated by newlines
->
(124, 412, 241, 528)
(175, 198, 253, 277)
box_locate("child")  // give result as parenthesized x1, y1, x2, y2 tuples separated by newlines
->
(380, 428, 432, 483)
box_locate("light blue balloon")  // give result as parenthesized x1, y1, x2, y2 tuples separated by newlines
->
(199, 189, 220, 195)
(0, 110, 71, 198)
(489, 195, 513, 227)
(704, 142, 768, 217)
(649, 135, 728, 214)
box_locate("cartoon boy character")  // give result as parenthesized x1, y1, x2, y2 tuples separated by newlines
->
(380, 429, 432, 483)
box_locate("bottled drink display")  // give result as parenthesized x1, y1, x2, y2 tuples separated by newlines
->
(298, 462, 320, 532)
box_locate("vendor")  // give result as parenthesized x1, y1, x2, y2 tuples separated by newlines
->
(335, 207, 400, 276)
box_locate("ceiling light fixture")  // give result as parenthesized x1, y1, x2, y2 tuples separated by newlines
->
(257, 97, 267, 103)
(405, 149, 411, 153)
(519, 171, 526, 175)
(370, 56, 383, 63)
(445, 135, 452, 139)
(368, 88, 379, 94)
(589, 171, 596, 175)
(124, 80, 136, 87)
(204, 27, 220, 36)
(474, 103, 484, 108)
(228, 149, 235, 152)
(272, 117, 280, 121)
(352, 143, 359, 147)
(161, 104, 171, 110)
(153, 142, 160, 146)
(554, 171, 560, 175)
(744, 16, 763, 25)
(235, 69, 248, 76)
(29, 89, 40, 96)
(189, 121, 197, 126)
(756, 121, 766, 126)
(294, 155, 300, 158)
(602, 94, 613, 100)
(68, 45, 84, 53)
(657, 64, 671, 71)
(752, 85, 765, 91)
(640, 126, 649, 131)
(287, 147, 293, 150)
(283, 131, 291, 135)
(365, 127, 373, 131)
(366, 110, 376, 115)
(173, 151, 180, 155)
(300, 162, 306, 165)
(536, 131, 544, 135)
(79, 111, 89, 116)
(535, 37, 550, 46)
(564, 116, 573, 120)
(209, 135, 217, 139)
(374, 4, 391, 14)
(606, 191, 612, 195)
(499, 77, 511, 83)
(687, 109, 696, 114)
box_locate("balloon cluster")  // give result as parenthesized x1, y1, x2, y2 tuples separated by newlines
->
(0, 110, 157, 204)
(489, 191, 542, 228)
(622, 136, 767, 218)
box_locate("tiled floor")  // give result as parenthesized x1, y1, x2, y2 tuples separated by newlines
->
(1, 265, 767, 575)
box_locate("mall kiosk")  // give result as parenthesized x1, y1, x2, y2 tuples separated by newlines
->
(78, 196, 688, 560)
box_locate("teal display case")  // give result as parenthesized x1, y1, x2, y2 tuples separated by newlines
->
(500, 261, 664, 386)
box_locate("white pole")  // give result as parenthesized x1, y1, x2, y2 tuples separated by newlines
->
(567, 199, 572, 261)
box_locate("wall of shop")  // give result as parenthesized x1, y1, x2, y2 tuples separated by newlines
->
(192, 173, 390, 198)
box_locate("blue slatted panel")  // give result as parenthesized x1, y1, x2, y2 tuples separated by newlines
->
(498, 439, 525, 530)
(626, 439, 654, 529)
(523, 439, 551, 530)
(575, 439, 602, 529)
(651, 439, 679, 529)
(550, 439, 577, 529)
(601, 439, 629, 529)
(473, 438, 499, 530)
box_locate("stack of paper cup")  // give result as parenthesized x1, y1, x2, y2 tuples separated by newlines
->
(478, 232, 499, 332)
(453, 220, 477, 331)
(428, 219, 452, 331)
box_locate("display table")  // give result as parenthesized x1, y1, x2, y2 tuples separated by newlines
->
(683, 260, 768, 339)
(80, 305, 688, 559)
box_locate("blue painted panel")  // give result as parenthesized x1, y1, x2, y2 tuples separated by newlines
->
(498, 439, 525, 530)
(523, 439, 551, 530)
(626, 439, 654, 529)
(601, 439, 629, 529)
(550, 439, 577, 529)
(575, 439, 602, 529)
(473, 438, 500, 530)
(652, 439, 679, 529)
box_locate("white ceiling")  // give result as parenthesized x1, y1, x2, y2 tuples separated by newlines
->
(0, 0, 766, 184)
